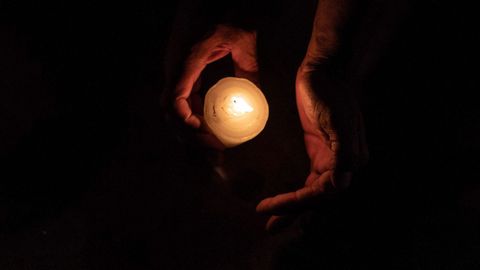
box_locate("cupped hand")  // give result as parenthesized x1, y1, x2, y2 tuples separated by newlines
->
(256, 65, 368, 233)
(173, 25, 258, 149)
(256, 0, 367, 233)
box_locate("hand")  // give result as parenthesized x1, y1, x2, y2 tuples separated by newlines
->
(256, 0, 367, 233)
(257, 64, 368, 232)
(173, 24, 258, 149)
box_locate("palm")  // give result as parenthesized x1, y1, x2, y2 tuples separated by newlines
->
(296, 71, 350, 192)
(256, 70, 361, 232)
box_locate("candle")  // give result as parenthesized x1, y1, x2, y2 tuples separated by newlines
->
(204, 77, 269, 148)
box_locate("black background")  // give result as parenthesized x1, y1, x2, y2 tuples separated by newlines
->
(1, 0, 479, 269)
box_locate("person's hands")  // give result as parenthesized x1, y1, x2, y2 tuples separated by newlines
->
(256, 64, 368, 232)
(256, 0, 368, 233)
(173, 25, 258, 150)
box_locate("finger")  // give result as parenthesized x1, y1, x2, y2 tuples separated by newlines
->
(304, 132, 336, 174)
(306, 170, 352, 191)
(256, 187, 318, 215)
(256, 173, 334, 216)
(174, 97, 202, 128)
(257, 171, 335, 215)
(174, 42, 230, 128)
(305, 171, 319, 186)
(174, 59, 204, 128)
(173, 64, 225, 128)
(231, 32, 259, 84)
(265, 215, 298, 234)
(205, 46, 231, 64)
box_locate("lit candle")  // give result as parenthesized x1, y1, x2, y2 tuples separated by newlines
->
(204, 77, 269, 148)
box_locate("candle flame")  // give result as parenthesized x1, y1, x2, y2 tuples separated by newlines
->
(229, 96, 253, 116)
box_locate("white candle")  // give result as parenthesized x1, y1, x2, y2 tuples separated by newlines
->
(204, 77, 269, 148)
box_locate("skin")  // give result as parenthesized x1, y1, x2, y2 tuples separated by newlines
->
(173, 25, 258, 150)
(257, 0, 368, 232)
(172, 0, 368, 232)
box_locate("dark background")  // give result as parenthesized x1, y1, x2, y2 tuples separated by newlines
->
(1, 0, 479, 269)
